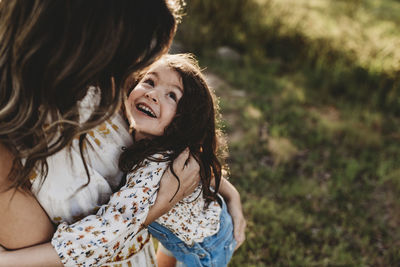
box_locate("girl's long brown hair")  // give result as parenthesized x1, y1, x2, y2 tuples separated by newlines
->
(0, 0, 182, 190)
(119, 54, 228, 205)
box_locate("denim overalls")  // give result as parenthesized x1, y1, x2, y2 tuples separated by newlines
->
(148, 196, 236, 267)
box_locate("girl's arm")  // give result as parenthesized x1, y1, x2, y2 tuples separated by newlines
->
(0, 143, 55, 250)
(215, 178, 246, 249)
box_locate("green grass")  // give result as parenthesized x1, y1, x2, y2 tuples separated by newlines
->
(175, 0, 400, 265)
(198, 54, 400, 266)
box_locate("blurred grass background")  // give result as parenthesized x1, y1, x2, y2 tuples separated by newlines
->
(174, 0, 400, 266)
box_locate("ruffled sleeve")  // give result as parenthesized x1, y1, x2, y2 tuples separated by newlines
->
(51, 158, 168, 266)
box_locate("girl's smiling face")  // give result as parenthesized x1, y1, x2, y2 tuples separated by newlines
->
(126, 61, 183, 141)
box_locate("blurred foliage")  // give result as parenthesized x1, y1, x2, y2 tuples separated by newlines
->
(174, 0, 400, 266)
(177, 0, 400, 114)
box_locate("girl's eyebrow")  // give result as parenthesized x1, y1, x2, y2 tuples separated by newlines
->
(147, 71, 183, 93)
(172, 84, 183, 94)
(146, 72, 158, 79)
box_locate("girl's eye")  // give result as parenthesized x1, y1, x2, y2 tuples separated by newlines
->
(143, 78, 154, 87)
(168, 92, 177, 101)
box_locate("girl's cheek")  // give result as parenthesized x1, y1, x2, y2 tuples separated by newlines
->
(123, 99, 135, 126)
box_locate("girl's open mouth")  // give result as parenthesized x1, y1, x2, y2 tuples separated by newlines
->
(136, 103, 157, 118)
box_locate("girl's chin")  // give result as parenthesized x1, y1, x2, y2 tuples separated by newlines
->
(134, 131, 157, 141)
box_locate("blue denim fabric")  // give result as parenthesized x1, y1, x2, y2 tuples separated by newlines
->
(148, 197, 236, 267)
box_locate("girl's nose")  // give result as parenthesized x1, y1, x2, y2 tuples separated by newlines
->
(145, 91, 158, 103)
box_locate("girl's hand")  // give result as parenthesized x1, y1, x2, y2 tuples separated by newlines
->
(226, 197, 246, 250)
(217, 178, 246, 250)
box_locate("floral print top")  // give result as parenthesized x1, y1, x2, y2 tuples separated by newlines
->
(51, 154, 222, 266)
(154, 161, 222, 245)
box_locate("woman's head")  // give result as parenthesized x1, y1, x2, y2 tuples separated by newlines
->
(0, 0, 182, 188)
(121, 53, 226, 203)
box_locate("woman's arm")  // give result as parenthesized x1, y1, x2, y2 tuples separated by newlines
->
(145, 149, 200, 225)
(216, 178, 246, 249)
(0, 149, 200, 266)
(0, 243, 61, 267)
(0, 143, 55, 250)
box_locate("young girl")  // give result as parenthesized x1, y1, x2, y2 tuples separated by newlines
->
(0, 53, 244, 266)
(121, 53, 241, 267)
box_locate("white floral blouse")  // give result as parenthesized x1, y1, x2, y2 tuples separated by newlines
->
(153, 160, 222, 245)
(50, 154, 222, 266)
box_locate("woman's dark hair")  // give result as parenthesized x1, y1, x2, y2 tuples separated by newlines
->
(0, 0, 182, 190)
(119, 54, 228, 206)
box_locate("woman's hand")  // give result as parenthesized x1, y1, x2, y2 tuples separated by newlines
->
(164, 148, 201, 201)
(144, 148, 200, 224)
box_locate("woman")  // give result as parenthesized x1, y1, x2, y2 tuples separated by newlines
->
(0, 0, 201, 265)
(0, 1, 245, 266)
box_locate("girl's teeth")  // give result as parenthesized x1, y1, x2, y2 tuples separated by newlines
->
(138, 104, 156, 117)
